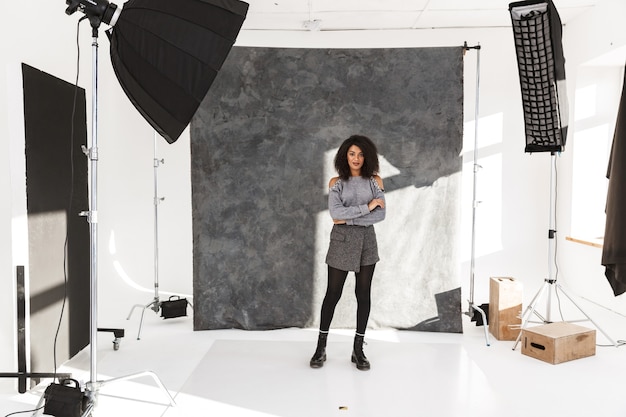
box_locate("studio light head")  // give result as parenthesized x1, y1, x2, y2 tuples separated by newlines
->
(65, 0, 122, 28)
(509, 0, 568, 153)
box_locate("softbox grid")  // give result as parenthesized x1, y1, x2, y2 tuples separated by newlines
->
(510, 1, 566, 153)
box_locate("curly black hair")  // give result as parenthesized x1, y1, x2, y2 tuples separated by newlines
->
(334, 135, 380, 180)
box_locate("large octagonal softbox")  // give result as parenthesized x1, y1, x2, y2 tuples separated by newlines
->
(106, 0, 249, 143)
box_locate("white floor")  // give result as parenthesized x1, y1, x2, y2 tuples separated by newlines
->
(2, 297, 626, 417)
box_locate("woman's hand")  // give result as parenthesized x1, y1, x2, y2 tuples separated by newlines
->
(368, 198, 385, 212)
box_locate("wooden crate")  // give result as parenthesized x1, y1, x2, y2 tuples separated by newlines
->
(489, 277, 522, 340)
(521, 322, 596, 364)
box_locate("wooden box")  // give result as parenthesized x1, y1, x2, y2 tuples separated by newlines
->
(489, 277, 522, 340)
(521, 322, 596, 364)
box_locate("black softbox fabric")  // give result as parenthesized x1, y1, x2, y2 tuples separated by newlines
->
(602, 66, 626, 296)
(509, 0, 568, 153)
(107, 0, 248, 143)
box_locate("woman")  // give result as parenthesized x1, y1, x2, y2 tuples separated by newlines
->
(310, 135, 386, 371)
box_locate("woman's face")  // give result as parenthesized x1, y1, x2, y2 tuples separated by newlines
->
(347, 145, 364, 173)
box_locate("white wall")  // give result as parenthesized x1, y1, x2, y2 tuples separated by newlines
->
(556, 0, 626, 318)
(1, 0, 625, 391)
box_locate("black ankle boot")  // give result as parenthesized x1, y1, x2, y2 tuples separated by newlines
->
(351, 334, 370, 370)
(310, 332, 328, 368)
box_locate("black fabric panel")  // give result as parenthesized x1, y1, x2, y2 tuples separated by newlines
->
(602, 66, 626, 296)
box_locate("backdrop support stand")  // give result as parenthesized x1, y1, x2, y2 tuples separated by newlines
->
(127, 133, 166, 340)
(512, 153, 618, 350)
(462, 42, 490, 347)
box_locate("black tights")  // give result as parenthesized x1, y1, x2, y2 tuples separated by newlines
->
(319, 264, 376, 335)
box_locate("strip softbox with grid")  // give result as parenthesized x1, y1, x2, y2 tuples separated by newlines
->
(509, 0, 568, 153)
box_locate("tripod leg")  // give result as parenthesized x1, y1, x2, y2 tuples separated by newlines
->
(470, 303, 491, 346)
(81, 400, 95, 417)
(513, 280, 550, 350)
(137, 305, 148, 340)
(128, 299, 159, 340)
(555, 283, 619, 347)
(126, 304, 144, 320)
(98, 370, 176, 407)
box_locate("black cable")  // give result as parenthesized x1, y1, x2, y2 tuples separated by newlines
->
(3, 405, 45, 417)
(553, 153, 565, 322)
(554, 153, 559, 282)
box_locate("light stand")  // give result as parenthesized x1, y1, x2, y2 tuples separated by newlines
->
(512, 153, 618, 349)
(462, 42, 490, 347)
(508, 0, 617, 350)
(34, 7, 176, 416)
(34, 0, 247, 413)
(126, 133, 167, 340)
(80, 22, 175, 415)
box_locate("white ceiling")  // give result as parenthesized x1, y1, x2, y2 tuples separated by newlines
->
(241, 0, 598, 31)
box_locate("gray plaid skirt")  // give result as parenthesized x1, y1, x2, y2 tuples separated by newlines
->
(325, 224, 379, 273)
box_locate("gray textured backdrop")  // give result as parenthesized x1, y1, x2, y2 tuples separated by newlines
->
(191, 46, 464, 332)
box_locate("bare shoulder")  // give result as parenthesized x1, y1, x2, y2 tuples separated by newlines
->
(373, 175, 384, 190)
(328, 176, 340, 188)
